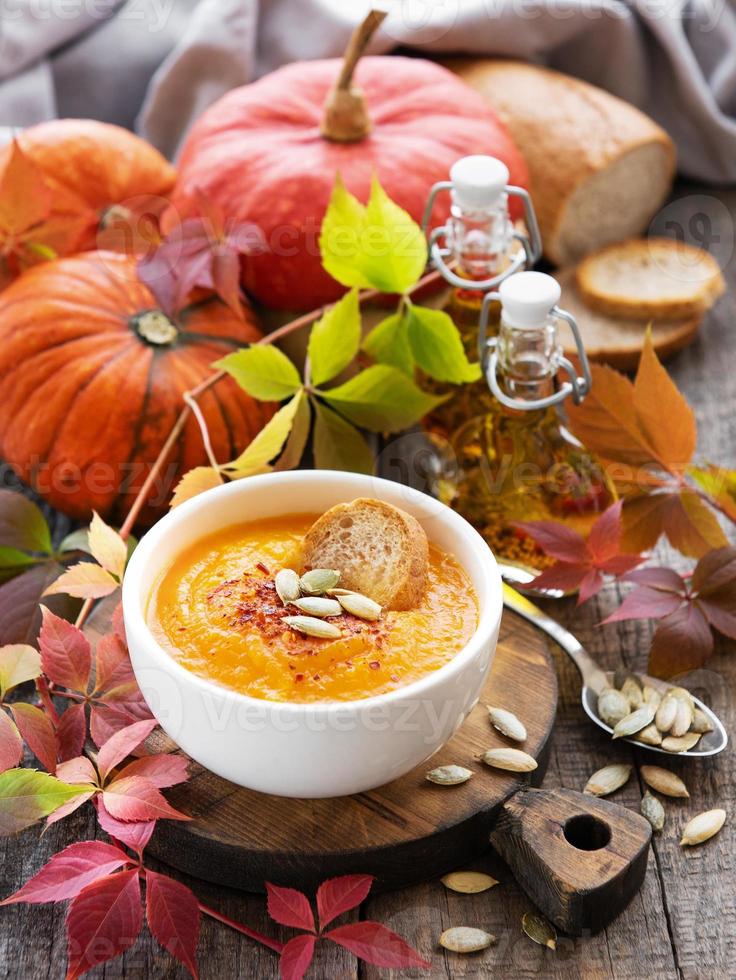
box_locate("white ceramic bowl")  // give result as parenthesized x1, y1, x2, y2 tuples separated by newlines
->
(122, 471, 502, 798)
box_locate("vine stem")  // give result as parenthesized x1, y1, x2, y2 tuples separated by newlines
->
(197, 902, 285, 954)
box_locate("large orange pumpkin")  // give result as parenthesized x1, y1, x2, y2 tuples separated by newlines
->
(0, 119, 176, 253)
(174, 49, 527, 311)
(0, 252, 272, 523)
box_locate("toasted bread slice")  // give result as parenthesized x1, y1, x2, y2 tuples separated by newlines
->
(556, 267, 701, 371)
(302, 498, 429, 610)
(576, 238, 725, 320)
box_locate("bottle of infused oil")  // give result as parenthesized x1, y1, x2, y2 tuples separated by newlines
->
(421, 154, 542, 439)
(435, 271, 615, 570)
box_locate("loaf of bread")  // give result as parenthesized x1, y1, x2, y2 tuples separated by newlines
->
(442, 59, 676, 266)
(302, 498, 429, 610)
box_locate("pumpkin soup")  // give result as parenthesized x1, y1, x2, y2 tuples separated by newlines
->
(148, 513, 478, 703)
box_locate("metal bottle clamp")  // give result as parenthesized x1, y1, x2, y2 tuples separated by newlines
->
(478, 292, 592, 411)
(421, 182, 543, 291)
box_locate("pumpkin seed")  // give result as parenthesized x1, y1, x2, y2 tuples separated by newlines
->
(291, 596, 343, 618)
(522, 912, 557, 950)
(612, 704, 655, 739)
(439, 927, 496, 953)
(636, 724, 663, 747)
(282, 615, 342, 639)
(613, 667, 637, 690)
(662, 732, 701, 753)
(621, 677, 643, 710)
(691, 708, 714, 734)
(275, 568, 301, 605)
(642, 686, 662, 709)
(670, 699, 693, 738)
(641, 791, 665, 832)
(441, 871, 499, 894)
(481, 748, 537, 772)
(584, 763, 632, 797)
(487, 706, 527, 742)
(426, 765, 473, 786)
(597, 688, 630, 727)
(337, 592, 382, 621)
(327, 588, 357, 596)
(680, 808, 726, 846)
(640, 765, 689, 798)
(655, 695, 678, 733)
(669, 686, 694, 709)
(300, 568, 340, 595)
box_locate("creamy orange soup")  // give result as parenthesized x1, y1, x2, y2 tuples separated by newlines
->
(148, 514, 478, 703)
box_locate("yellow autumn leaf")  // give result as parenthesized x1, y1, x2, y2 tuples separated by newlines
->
(170, 467, 224, 508)
(87, 511, 127, 580)
(42, 562, 119, 600)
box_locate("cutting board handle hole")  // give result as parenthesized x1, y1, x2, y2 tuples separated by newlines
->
(563, 814, 612, 851)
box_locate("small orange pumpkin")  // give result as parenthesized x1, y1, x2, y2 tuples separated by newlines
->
(0, 251, 272, 523)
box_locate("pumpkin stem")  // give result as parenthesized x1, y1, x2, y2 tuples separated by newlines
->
(133, 310, 179, 346)
(320, 9, 387, 143)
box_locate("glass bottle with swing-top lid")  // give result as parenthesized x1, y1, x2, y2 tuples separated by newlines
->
(434, 271, 615, 571)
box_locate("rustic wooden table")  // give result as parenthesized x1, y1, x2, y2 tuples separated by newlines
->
(1, 185, 734, 979)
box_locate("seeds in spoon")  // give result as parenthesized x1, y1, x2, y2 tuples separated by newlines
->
(680, 809, 726, 846)
(282, 615, 342, 639)
(642, 686, 662, 709)
(426, 765, 473, 786)
(691, 708, 714, 734)
(597, 688, 630, 727)
(481, 748, 537, 772)
(662, 732, 701, 753)
(275, 568, 301, 604)
(640, 791, 665, 832)
(291, 597, 342, 618)
(612, 704, 655, 739)
(636, 724, 663, 747)
(300, 568, 340, 595)
(487, 706, 527, 742)
(439, 927, 496, 953)
(337, 592, 382, 621)
(655, 695, 678, 733)
(640, 765, 689, 798)
(441, 871, 499, 894)
(522, 912, 557, 950)
(670, 699, 693, 738)
(621, 677, 643, 710)
(584, 763, 631, 797)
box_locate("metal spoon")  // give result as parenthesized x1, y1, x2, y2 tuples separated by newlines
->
(502, 582, 728, 758)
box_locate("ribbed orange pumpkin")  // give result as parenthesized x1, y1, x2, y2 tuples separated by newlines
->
(0, 119, 176, 252)
(0, 252, 272, 523)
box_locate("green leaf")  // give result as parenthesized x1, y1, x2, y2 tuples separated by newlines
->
(407, 305, 482, 384)
(312, 400, 374, 475)
(363, 311, 414, 376)
(0, 644, 42, 698)
(690, 464, 736, 522)
(319, 174, 427, 294)
(214, 345, 302, 401)
(308, 288, 361, 387)
(274, 392, 312, 472)
(0, 769, 84, 836)
(224, 390, 305, 477)
(320, 365, 446, 433)
(0, 548, 37, 585)
(0, 490, 52, 554)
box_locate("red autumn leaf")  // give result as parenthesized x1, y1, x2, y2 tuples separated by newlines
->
(0, 709, 23, 774)
(0, 841, 130, 905)
(93, 633, 134, 695)
(65, 869, 143, 979)
(145, 870, 200, 979)
(265, 882, 315, 933)
(95, 798, 155, 855)
(649, 603, 714, 679)
(102, 775, 191, 823)
(316, 875, 374, 930)
(692, 545, 736, 599)
(90, 698, 153, 749)
(55, 756, 97, 786)
(325, 921, 430, 969)
(620, 490, 727, 559)
(111, 603, 127, 645)
(57, 703, 88, 762)
(0, 562, 80, 647)
(39, 607, 91, 693)
(518, 501, 644, 604)
(96, 719, 158, 781)
(279, 934, 317, 980)
(10, 702, 58, 772)
(116, 754, 189, 789)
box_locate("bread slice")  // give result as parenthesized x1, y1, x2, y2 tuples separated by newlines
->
(576, 238, 725, 320)
(441, 59, 675, 266)
(556, 267, 701, 371)
(302, 498, 429, 610)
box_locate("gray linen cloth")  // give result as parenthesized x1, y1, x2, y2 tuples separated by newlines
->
(0, 0, 735, 181)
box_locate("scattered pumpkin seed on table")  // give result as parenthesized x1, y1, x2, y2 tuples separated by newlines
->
(439, 927, 496, 953)
(584, 763, 631, 797)
(680, 809, 726, 846)
(640, 765, 689, 798)
(426, 765, 473, 786)
(522, 912, 557, 950)
(441, 871, 499, 894)
(487, 706, 527, 742)
(641, 792, 666, 832)
(481, 748, 538, 773)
